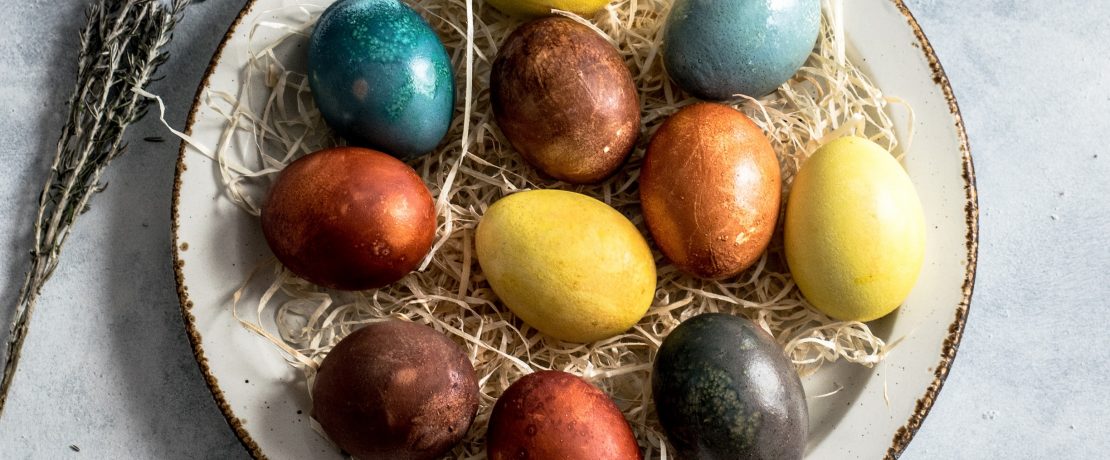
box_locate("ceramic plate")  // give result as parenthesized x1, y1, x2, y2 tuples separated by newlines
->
(173, 1, 977, 458)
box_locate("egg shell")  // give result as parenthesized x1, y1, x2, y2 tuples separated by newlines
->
(487, 371, 642, 460)
(663, 0, 820, 99)
(260, 147, 436, 291)
(486, 0, 612, 17)
(784, 136, 926, 321)
(308, 0, 454, 160)
(475, 190, 656, 342)
(652, 313, 808, 460)
(312, 321, 479, 460)
(640, 103, 782, 279)
(491, 17, 641, 184)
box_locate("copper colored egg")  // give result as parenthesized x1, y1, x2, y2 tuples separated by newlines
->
(487, 371, 642, 460)
(260, 147, 436, 290)
(491, 17, 640, 184)
(640, 103, 782, 279)
(312, 321, 480, 460)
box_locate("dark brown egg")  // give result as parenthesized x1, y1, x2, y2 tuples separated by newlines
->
(487, 371, 642, 460)
(260, 147, 436, 290)
(312, 321, 479, 460)
(640, 103, 782, 279)
(491, 17, 640, 184)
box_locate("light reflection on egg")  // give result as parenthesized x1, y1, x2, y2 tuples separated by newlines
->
(640, 103, 782, 279)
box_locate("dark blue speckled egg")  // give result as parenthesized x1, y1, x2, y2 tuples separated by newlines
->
(663, 0, 820, 100)
(308, 0, 455, 160)
(653, 313, 808, 459)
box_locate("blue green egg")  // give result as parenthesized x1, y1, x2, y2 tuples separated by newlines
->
(308, 0, 455, 160)
(663, 0, 821, 100)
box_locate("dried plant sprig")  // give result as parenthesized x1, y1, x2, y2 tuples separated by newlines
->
(0, 0, 189, 416)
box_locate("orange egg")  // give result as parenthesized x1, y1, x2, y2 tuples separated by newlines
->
(487, 371, 642, 460)
(260, 147, 436, 290)
(640, 103, 782, 279)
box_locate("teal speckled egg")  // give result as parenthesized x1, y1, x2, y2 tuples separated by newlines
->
(663, 0, 820, 100)
(309, 0, 455, 160)
(652, 313, 808, 459)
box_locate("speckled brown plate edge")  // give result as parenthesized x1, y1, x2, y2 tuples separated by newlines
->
(884, 2, 978, 458)
(172, 1, 265, 457)
(170, 1, 978, 459)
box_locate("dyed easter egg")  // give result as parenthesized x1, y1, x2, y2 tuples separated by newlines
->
(487, 371, 642, 460)
(260, 147, 436, 291)
(312, 321, 479, 460)
(475, 190, 656, 343)
(492, 17, 640, 184)
(663, 0, 821, 99)
(308, 0, 455, 160)
(486, 0, 612, 17)
(653, 313, 808, 460)
(784, 136, 926, 322)
(640, 103, 781, 279)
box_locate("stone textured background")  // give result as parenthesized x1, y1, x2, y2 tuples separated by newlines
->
(0, 0, 1106, 458)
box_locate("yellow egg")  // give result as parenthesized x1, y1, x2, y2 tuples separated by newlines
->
(486, 0, 612, 17)
(784, 136, 926, 322)
(475, 190, 656, 342)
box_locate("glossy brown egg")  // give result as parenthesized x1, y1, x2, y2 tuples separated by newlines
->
(491, 17, 640, 184)
(312, 321, 479, 460)
(640, 103, 782, 279)
(260, 147, 436, 290)
(487, 371, 642, 460)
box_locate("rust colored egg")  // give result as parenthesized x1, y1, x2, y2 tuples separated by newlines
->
(260, 147, 436, 290)
(312, 321, 480, 460)
(640, 103, 782, 279)
(487, 371, 642, 460)
(491, 17, 641, 184)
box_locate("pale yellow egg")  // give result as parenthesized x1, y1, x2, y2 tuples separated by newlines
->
(784, 136, 926, 322)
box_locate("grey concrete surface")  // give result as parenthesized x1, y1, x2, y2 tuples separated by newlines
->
(0, 0, 1106, 458)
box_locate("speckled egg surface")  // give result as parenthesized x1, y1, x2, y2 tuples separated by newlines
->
(663, 0, 820, 100)
(653, 313, 808, 459)
(308, 0, 454, 160)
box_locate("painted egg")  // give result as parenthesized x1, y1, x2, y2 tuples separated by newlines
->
(492, 17, 640, 184)
(260, 147, 436, 291)
(486, 0, 612, 17)
(487, 371, 642, 460)
(312, 321, 479, 460)
(640, 103, 781, 279)
(784, 136, 926, 322)
(653, 313, 808, 460)
(308, 0, 455, 160)
(663, 0, 821, 99)
(475, 190, 656, 343)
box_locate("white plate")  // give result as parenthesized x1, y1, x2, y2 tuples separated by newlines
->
(173, 0, 977, 458)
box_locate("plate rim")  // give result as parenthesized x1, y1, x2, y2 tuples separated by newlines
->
(170, 1, 979, 459)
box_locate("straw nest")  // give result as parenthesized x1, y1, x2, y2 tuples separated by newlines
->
(180, 0, 913, 457)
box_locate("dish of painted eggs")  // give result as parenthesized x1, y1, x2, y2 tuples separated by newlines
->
(172, 0, 977, 458)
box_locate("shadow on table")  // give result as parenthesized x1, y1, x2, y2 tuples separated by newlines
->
(99, 0, 250, 458)
(0, 0, 88, 364)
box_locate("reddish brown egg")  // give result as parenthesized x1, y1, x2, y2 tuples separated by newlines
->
(260, 147, 436, 290)
(640, 103, 782, 279)
(312, 321, 479, 460)
(487, 371, 642, 460)
(491, 17, 640, 184)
